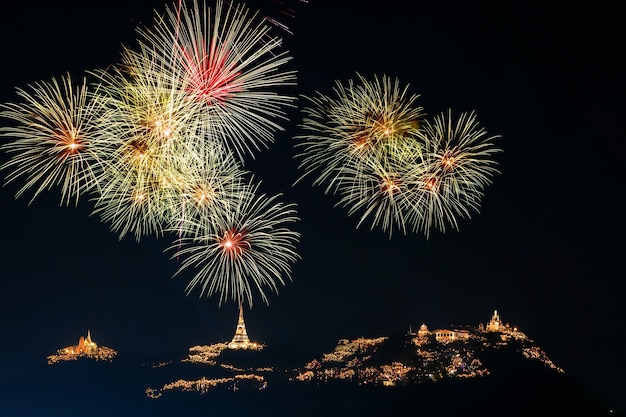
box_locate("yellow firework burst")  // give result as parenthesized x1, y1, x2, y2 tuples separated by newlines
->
(0, 73, 108, 206)
(410, 110, 501, 237)
(170, 179, 300, 307)
(294, 74, 501, 237)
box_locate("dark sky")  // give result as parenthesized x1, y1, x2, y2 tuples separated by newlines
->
(1, 0, 624, 412)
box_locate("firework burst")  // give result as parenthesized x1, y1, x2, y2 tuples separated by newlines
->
(93, 161, 174, 240)
(294, 73, 424, 193)
(335, 153, 426, 237)
(0, 0, 301, 307)
(170, 180, 300, 307)
(0, 73, 108, 206)
(134, 0, 297, 162)
(410, 109, 501, 236)
(294, 74, 501, 237)
(88, 50, 211, 240)
(91, 47, 207, 159)
(165, 140, 251, 239)
(294, 73, 426, 236)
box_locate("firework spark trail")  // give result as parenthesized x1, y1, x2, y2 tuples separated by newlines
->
(166, 140, 251, 239)
(246, 0, 309, 35)
(336, 154, 426, 237)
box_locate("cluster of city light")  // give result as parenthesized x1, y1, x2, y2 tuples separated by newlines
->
(0, 0, 300, 307)
(295, 338, 416, 385)
(297, 337, 490, 385)
(147, 373, 267, 397)
(294, 73, 502, 237)
(143, 309, 562, 396)
(183, 343, 229, 364)
(320, 337, 388, 363)
(521, 346, 564, 373)
(292, 311, 565, 386)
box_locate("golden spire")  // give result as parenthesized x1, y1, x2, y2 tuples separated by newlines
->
(238, 303, 245, 324)
(228, 303, 252, 349)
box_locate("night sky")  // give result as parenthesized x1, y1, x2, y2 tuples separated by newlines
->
(1, 0, 624, 413)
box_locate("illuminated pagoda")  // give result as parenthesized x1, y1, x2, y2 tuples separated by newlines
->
(228, 304, 262, 350)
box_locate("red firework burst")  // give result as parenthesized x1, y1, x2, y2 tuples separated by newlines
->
(180, 39, 242, 105)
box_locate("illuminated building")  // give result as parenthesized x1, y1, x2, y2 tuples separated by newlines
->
(64, 329, 98, 355)
(411, 323, 431, 346)
(228, 304, 262, 350)
(433, 329, 469, 343)
(417, 323, 430, 339)
(47, 330, 117, 364)
(482, 310, 528, 341)
(77, 329, 98, 354)
(485, 309, 510, 333)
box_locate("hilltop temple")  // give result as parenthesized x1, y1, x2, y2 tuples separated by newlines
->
(78, 330, 98, 354)
(483, 309, 526, 340)
(59, 329, 98, 355)
(228, 304, 262, 350)
(47, 330, 117, 364)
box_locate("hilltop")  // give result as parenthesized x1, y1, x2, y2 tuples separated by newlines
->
(1, 310, 621, 416)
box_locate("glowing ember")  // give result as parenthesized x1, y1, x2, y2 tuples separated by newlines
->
(381, 176, 400, 195)
(58, 131, 84, 156)
(425, 177, 438, 191)
(217, 229, 249, 259)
